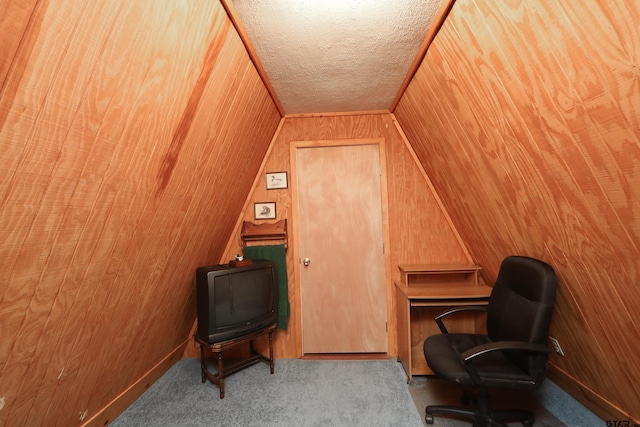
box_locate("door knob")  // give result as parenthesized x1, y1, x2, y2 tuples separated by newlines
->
(303, 258, 311, 266)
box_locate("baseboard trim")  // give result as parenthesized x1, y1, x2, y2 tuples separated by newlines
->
(548, 363, 636, 423)
(301, 353, 389, 360)
(82, 339, 189, 427)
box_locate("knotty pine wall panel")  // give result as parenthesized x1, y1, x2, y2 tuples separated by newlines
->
(215, 113, 469, 358)
(395, 0, 640, 421)
(0, 1, 281, 425)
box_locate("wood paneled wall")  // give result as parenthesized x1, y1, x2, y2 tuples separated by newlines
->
(213, 113, 469, 358)
(0, 1, 280, 426)
(395, 0, 640, 422)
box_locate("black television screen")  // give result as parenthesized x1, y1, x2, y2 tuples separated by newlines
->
(196, 260, 278, 344)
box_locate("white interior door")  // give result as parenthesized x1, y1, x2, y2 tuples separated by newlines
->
(296, 143, 387, 354)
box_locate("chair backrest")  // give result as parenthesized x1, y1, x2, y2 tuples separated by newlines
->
(486, 256, 557, 379)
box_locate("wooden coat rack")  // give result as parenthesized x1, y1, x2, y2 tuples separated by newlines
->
(240, 219, 288, 250)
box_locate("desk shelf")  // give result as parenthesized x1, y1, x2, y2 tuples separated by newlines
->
(399, 264, 483, 286)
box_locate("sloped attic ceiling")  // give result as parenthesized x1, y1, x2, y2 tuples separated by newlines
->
(232, 0, 444, 114)
(394, 0, 640, 421)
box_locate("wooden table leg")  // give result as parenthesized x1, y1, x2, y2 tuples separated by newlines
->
(195, 324, 276, 399)
(268, 331, 274, 374)
(217, 351, 225, 399)
(200, 343, 206, 383)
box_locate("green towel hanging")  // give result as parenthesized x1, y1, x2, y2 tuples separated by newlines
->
(243, 244, 289, 330)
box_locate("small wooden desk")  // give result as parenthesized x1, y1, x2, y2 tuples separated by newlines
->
(195, 323, 276, 398)
(395, 265, 492, 380)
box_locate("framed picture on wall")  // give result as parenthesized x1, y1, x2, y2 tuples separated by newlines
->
(266, 171, 288, 189)
(254, 202, 276, 220)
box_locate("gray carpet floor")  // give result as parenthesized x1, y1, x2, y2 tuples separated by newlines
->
(113, 358, 424, 426)
(113, 358, 603, 426)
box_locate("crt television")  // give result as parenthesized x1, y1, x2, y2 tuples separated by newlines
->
(196, 260, 278, 344)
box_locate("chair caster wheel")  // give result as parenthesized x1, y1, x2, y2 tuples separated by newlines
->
(425, 413, 434, 424)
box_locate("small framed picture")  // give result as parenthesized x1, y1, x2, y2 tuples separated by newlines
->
(266, 171, 288, 189)
(254, 202, 276, 220)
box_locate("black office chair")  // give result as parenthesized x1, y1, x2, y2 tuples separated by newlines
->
(423, 256, 557, 427)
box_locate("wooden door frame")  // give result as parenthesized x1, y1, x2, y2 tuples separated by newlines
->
(289, 138, 394, 357)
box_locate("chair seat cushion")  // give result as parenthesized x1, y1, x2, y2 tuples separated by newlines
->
(424, 333, 534, 388)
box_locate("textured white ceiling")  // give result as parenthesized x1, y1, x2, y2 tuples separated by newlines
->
(232, 0, 443, 114)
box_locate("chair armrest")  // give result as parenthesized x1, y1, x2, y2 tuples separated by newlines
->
(460, 341, 550, 385)
(461, 341, 550, 362)
(435, 306, 488, 334)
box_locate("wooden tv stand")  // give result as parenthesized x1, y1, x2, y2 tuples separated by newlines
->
(195, 323, 276, 398)
(395, 264, 492, 381)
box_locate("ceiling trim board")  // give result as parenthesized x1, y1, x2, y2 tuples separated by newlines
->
(220, 0, 285, 117)
(285, 110, 390, 119)
(390, 0, 457, 112)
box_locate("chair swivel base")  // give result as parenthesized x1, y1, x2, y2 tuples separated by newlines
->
(424, 405, 534, 427)
(425, 388, 534, 427)
(425, 405, 534, 427)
